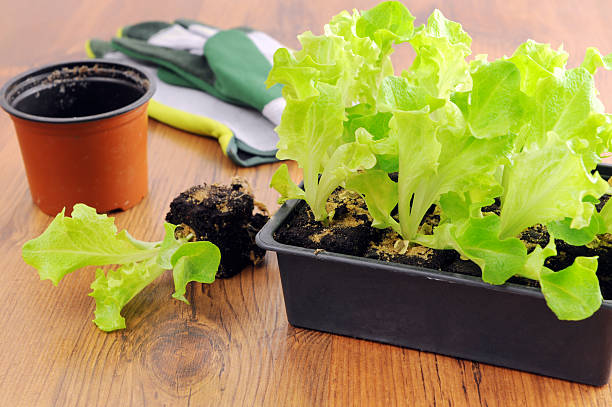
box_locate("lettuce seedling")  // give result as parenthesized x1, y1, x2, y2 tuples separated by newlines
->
(267, 1, 414, 221)
(352, 12, 520, 241)
(22, 204, 220, 331)
(269, 1, 612, 320)
(420, 42, 612, 320)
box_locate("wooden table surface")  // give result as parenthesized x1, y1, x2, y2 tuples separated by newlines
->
(2, 0, 612, 406)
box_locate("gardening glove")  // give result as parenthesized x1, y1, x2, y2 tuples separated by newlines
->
(112, 19, 285, 126)
(86, 39, 280, 167)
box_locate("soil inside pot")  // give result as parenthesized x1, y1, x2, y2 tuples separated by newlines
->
(6, 64, 151, 119)
(274, 189, 612, 300)
(15, 79, 144, 118)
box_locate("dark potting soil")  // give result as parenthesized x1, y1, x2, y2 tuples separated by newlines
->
(274, 189, 612, 300)
(14, 79, 143, 118)
(166, 177, 269, 278)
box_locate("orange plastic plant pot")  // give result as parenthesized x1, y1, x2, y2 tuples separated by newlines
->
(0, 60, 155, 215)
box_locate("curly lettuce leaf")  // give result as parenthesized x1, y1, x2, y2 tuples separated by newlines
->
(344, 104, 392, 142)
(23, 204, 221, 331)
(467, 60, 525, 139)
(404, 9, 472, 99)
(540, 257, 602, 320)
(355, 0, 414, 65)
(171, 242, 221, 303)
(581, 47, 612, 74)
(420, 9, 471, 49)
(508, 40, 568, 96)
(377, 75, 445, 112)
(601, 197, 612, 233)
(356, 1, 415, 48)
(313, 135, 377, 218)
(90, 259, 165, 331)
(267, 3, 415, 220)
(22, 204, 158, 285)
(270, 164, 306, 204)
(346, 168, 400, 233)
(532, 68, 596, 144)
(274, 82, 345, 220)
(385, 84, 512, 240)
(157, 222, 185, 269)
(393, 107, 441, 239)
(422, 208, 528, 284)
(455, 216, 528, 284)
(499, 133, 609, 239)
(547, 213, 606, 246)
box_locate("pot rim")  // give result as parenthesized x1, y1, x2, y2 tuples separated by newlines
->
(0, 59, 156, 124)
(256, 162, 612, 310)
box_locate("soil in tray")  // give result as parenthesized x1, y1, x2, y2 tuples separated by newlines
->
(274, 189, 612, 300)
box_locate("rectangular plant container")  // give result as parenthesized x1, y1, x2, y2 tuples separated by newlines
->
(256, 163, 612, 386)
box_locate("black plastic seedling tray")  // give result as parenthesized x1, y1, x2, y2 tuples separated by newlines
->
(256, 163, 612, 386)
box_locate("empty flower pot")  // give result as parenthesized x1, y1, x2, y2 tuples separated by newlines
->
(0, 60, 155, 215)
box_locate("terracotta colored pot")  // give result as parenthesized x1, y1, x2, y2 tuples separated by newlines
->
(0, 60, 155, 215)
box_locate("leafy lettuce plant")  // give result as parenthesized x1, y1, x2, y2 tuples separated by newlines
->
(267, 1, 414, 221)
(416, 38, 612, 320)
(22, 204, 220, 332)
(269, 1, 612, 321)
(340, 10, 520, 242)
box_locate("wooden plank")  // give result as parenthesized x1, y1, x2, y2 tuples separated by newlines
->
(0, 0, 611, 405)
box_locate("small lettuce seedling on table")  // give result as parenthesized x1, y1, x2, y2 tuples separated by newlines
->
(22, 204, 220, 331)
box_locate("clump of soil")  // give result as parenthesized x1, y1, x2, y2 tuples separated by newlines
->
(275, 189, 612, 299)
(166, 176, 269, 278)
(275, 189, 383, 256)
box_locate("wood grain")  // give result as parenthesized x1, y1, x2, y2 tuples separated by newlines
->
(1, 0, 612, 406)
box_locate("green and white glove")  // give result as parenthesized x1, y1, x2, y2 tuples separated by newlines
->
(86, 20, 285, 166)
(113, 19, 285, 125)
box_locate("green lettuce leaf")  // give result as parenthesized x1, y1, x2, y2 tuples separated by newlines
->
(23, 204, 221, 331)
(274, 82, 345, 220)
(344, 104, 392, 142)
(600, 198, 612, 233)
(387, 97, 512, 240)
(346, 169, 400, 233)
(171, 242, 221, 303)
(90, 259, 165, 331)
(270, 164, 306, 204)
(313, 134, 377, 218)
(404, 9, 472, 99)
(267, 3, 415, 220)
(581, 47, 612, 74)
(508, 40, 568, 96)
(22, 204, 158, 285)
(467, 60, 525, 139)
(157, 222, 184, 269)
(547, 213, 606, 246)
(393, 107, 442, 239)
(356, 0, 414, 54)
(358, 5, 411, 60)
(540, 257, 602, 320)
(499, 133, 609, 239)
(377, 75, 445, 112)
(532, 68, 595, 145)
(423, 192, 528, 284)
(420, 9, 471, 49)
(452, 215, 528, 284)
